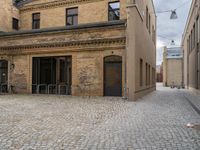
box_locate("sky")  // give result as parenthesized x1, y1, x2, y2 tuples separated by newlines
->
(153, 0, 192, 65)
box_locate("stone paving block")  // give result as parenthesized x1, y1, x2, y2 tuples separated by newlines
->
(0, 86, 199, 149)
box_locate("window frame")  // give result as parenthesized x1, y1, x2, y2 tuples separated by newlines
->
(12, 17, 19, 30)
(196, 16, 199, 44)
(32, 13, 40, 29)
(108, 1, 120, 21)
(140, 59, 143, 86)
(146, 7, 149, 29)
(193, 24, 196, 49)
(66, 7, 78, 26)
(146, 63, 148, 86)
(149, 14, 151, 33)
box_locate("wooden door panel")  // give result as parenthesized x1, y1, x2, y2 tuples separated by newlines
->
(104, 62, 122, 96)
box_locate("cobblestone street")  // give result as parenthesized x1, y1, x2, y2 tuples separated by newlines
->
(0, 85, 200, 150)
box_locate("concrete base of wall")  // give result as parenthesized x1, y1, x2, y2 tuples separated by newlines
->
(128, 86, 156, 101)
(189, 87, 200, 95)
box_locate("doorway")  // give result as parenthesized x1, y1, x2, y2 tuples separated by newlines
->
(0, 60, 8, 93)
(104, 55, 122, 96)
(32, 56, 72, 95)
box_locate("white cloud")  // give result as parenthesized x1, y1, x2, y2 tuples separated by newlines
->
(154, 0, 191, 65)
(157, 39, 165, 49)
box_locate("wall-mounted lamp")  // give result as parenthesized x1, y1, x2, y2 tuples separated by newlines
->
(170, 10, 178, 19)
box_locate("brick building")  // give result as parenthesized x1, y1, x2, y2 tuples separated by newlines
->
(156, 64, 163, 82)
(182, 0, 200, 91)
(163, 47, 183, 87)
(0, 0, 156, 100)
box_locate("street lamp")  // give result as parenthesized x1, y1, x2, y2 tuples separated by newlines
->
(156, 9, 178, 20)
(171, 40, 176, 45)
(170, 10, 178, 19)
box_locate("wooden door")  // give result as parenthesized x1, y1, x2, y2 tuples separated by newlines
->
(104, 56, 122, 96)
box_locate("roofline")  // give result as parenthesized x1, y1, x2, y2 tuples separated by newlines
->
(166, 46, 183, 50)
(0, 20, 126, 37)
(181, 0, 195, 45)
(14, 0, 33, 7)
(151, 0, 156, 16)
(166, 57, 183, 59)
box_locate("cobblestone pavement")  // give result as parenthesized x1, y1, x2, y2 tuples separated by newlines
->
(0, 86, 200, 150)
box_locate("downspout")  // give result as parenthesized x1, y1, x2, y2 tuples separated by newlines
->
(123, 21, 128, 100)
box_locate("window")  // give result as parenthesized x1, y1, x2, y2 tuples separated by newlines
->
(152, 25, 156, 43)
(140, 59, 143, 86)
(187, 39, 190, 54)
(66, 7, 78, 26)
(198, 16, 200, 43)
(196, 17, 199, 43)
(148, 65, 151, 85)
(146, 63, 148, 86)
(189, 35, 192, 53)
(108, 1, 120, 21)
(193, 24, 195, 48)
(12, 18, 19, 30)
(146, 7, 149, 29)
(152, 67, 155, 85)
(149, 14, 151, 33)
(32, 13, 40, 29)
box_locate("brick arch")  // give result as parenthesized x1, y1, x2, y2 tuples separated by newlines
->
(104, 55, 122, 63)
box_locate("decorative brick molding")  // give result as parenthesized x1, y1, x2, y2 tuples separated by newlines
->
(20, 0, 104, 12)
(0, 37, 126, 54)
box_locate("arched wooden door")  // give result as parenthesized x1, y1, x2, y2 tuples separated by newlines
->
(104, 56, 122, 96)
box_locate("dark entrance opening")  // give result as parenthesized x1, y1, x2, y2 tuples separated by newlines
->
(104, 55, 122, 96)
(0, 60, 8, 93)
(32, 56, 72, 95)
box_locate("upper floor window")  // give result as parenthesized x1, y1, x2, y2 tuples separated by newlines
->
(149, 14, 151, 33)
(146, 7, 149, 29)
(196, 16, 199, 43)
(32, 13, 40, 29)
(66, 7, 78, 26)
(140, 59, 143, 86)
(108, 1, 120, 21)
(12, 18, 19, 30)
(152, 26, 156, 44)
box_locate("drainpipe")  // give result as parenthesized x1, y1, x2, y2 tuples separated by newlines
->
(122, 21, 128, 100)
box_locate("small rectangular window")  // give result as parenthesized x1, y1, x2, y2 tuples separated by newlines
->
(149, 14, 151, 33)
(196, 16, 199, 43)
(146, 63, 148, 86)
(152, 67, 155, 85)
(32, 13, 40, 29)
(152, 25, 156, 43)
(189, 35, 191, 52)
(66, 7, 78, 26)
(12, 18, 19, 30)
(146, 7, 149, 29)
(187, 39, 190, 54)
(148, 65, 151, 85)
(193, 24, 195, 48)
(140, 59, 143, 86)
(108, 1, 120, 21)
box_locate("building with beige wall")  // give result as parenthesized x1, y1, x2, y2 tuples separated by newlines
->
(163, 47, 183, 87)
(156, 64, 163, 82)
(182, 0, 200, 90)
(0, 0, 156, 100)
